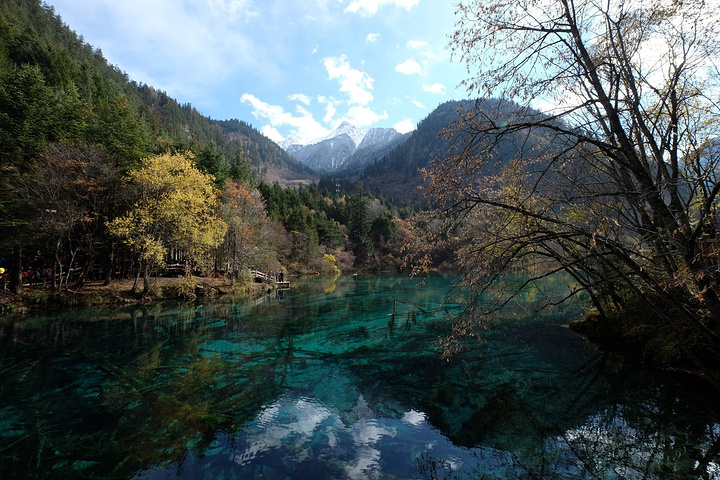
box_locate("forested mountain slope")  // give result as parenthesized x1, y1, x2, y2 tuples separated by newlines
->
(359, 101, 467, 206)
(357, 99, 550, 207)
(0, 0, 314, 185)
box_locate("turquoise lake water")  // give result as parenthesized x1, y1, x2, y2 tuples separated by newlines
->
(1, 274, 719, 479)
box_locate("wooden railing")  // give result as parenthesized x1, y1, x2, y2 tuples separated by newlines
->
(250, 269, 289, 287)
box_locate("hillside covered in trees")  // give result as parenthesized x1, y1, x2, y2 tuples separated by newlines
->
(0, 0, 408, 299)
(0, 0, 314, 183)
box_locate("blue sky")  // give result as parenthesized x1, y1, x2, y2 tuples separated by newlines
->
(47, 0, 469, 145)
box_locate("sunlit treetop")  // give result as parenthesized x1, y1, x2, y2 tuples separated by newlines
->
(107, 152, 227, 266)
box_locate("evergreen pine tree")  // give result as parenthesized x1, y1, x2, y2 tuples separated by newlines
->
(229, 145, 253, 184)
(348, 185, 373, 264)
(196, 143, 227, 188)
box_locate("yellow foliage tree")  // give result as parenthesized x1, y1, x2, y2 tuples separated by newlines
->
(107, 152, 227, 293)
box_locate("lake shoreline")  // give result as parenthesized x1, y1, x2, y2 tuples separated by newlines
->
(4, 273, 720, 389)
(0, 276, 274, 315)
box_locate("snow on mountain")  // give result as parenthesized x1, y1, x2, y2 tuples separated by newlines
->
(280, 121, 404, 175)
(279, 136, 300, 150)
(338, 128, 408, 175)
(324, 121, 368, 147)
(287, 134, 356, 173)
(357, 127, 402, 150)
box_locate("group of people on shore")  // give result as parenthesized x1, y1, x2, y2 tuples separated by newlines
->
(0, 254, 60, 290)
(269, 270, 284, 283)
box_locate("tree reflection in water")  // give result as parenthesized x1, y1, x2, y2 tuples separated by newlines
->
(0, 274, 718, 479)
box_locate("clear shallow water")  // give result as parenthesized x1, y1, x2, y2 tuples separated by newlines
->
(0, 274, 719, 479)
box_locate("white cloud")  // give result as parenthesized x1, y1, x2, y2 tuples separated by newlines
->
(241, 93, 329, 144)
(318, 95, 341, 124)
(396, 58, 423, 76)
(412, 100, 426, 108)
(261, 125, 284, 143)
(366, 33, 381, 44)
(324, 103, 337, 123)
(324, 55, 375, 105)
(394, 119, 416, 134)
(289, 94, 312, 105)
(346, 106, 389, 126)
(345, 0, 420, 16)
(295, 104, 313, 117)
(49, 0, 283, 106)
(407, 40, 429, 49)
(530, 97, 559, 114)
(423, 83, 447, 95)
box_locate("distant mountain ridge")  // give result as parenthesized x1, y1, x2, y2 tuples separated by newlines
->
(324, 122, 368, 146)
(276, 102, 468, 206)
(282, 121, 407, 175)
(360, 101, 466, 205)
(276, 99, 541, 207)
(344, 127, 408, 175)
(360, 99, 557, 206)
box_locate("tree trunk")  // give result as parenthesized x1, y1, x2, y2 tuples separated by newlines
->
(75, 259, 90, 289)
(11, 243, 23, 295)
(103, 242, 115, 286)
(53, 238, 63, 292)
(131, 260, 142, 295)
(53, 256, 60, 292)
(142, 260, 151, 295)
(64, 248, 78, 290)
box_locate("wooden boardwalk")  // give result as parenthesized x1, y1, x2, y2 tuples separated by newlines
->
(250, 269, 290, 288)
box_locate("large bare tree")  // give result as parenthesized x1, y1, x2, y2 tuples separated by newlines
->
(421, 0, 720, 370)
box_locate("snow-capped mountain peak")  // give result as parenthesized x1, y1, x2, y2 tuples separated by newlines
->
(280, 121, 406, 175)
(358, 127, 403, 150)
(279, 136, 300, 150)
(324, 121, 367, 148)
